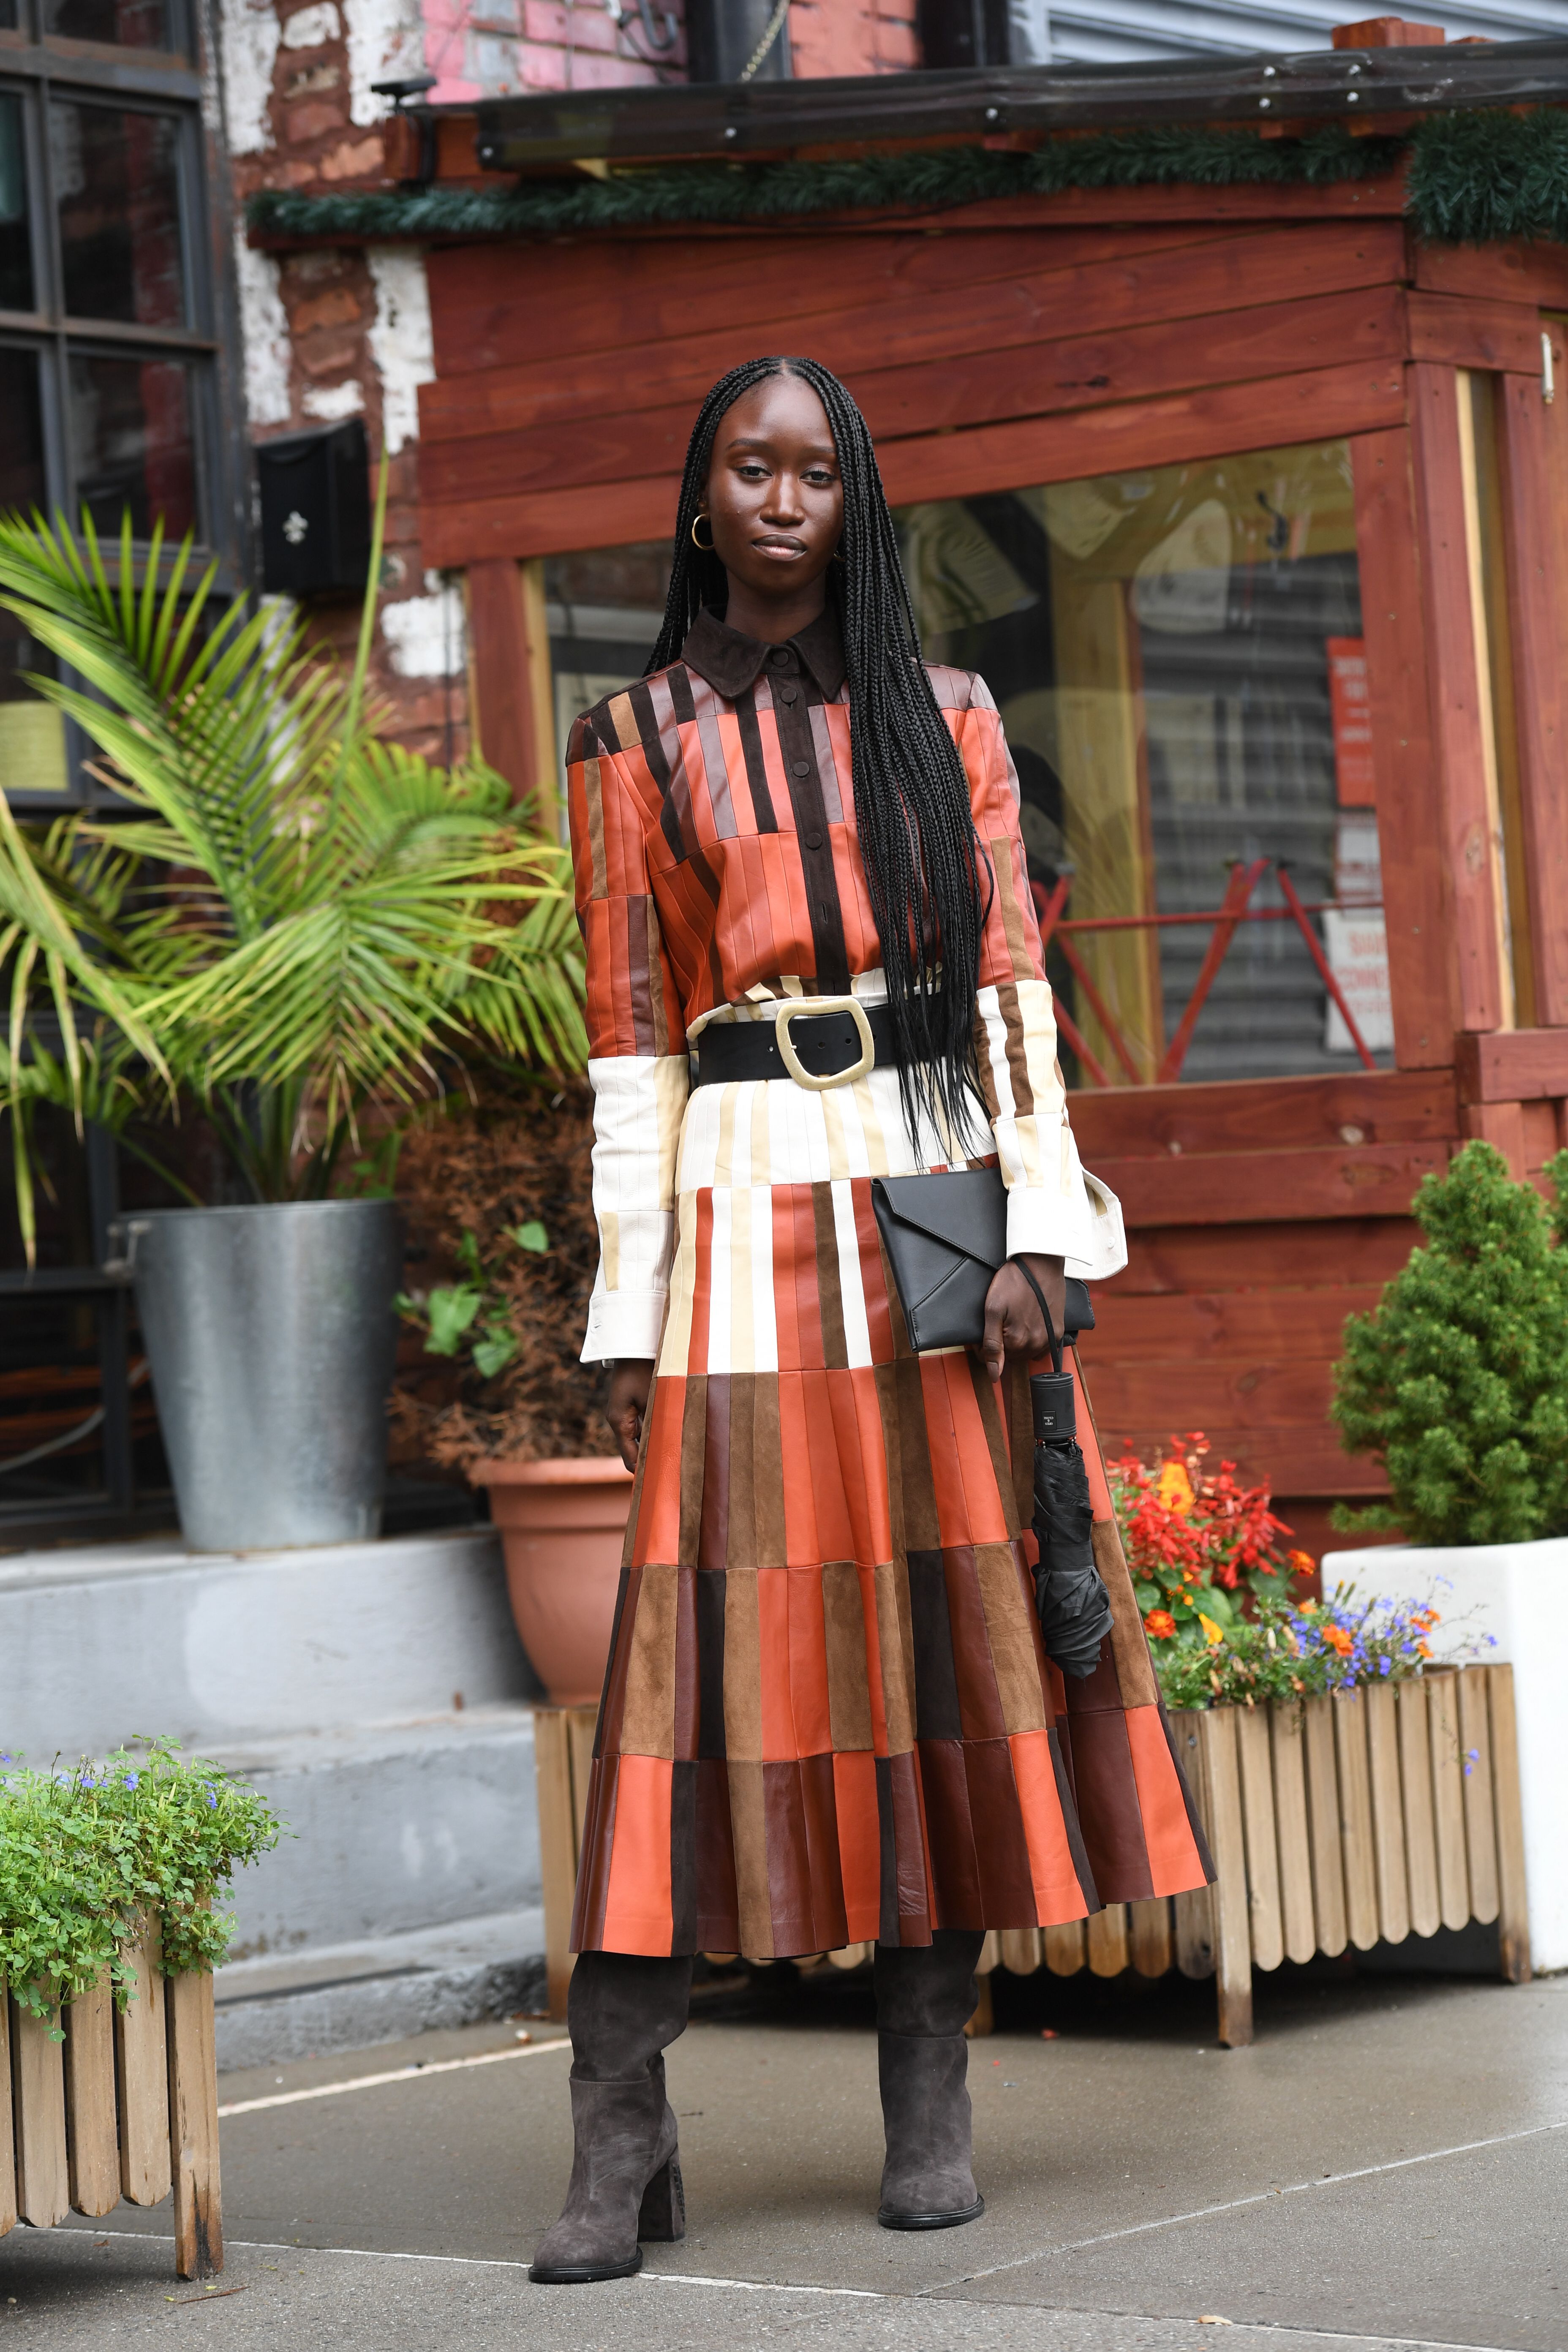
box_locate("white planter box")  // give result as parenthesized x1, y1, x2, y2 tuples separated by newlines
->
(1323, 1536, 1568, 1971)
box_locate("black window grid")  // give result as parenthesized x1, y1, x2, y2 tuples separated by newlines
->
(0, 0, 248, 1535)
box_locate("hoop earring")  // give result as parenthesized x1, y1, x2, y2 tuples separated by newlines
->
(691, 513, 715, 552)
(830, 544, 845, 565)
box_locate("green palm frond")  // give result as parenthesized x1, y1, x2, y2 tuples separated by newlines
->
(0, 469, 585, 1251)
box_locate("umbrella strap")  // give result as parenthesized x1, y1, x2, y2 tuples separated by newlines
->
(1011, 1258, 1063, 1376)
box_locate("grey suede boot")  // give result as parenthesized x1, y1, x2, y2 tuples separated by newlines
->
(529, 1951, 693, 2284)
(874, 1930, 986, 2230)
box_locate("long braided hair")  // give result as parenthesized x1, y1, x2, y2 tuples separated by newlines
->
(647, 355, 990, 1152)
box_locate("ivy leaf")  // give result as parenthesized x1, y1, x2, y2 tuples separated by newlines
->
(424, 1283, 482, 1355)
(471, 1326, 519, 1379)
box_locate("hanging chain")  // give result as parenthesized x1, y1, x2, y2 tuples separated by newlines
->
(737, 0, 789, 81)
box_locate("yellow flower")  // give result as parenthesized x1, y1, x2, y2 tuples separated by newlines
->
(1198, 1611, 1226, 1648)
(1157, 1459, 1195, 1516)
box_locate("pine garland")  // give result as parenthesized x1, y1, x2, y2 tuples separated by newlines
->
(1407, 103, 1568, 243)
(245, 109, 1568, 248)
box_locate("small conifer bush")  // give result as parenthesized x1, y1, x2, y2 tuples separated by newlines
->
(1331, 1142, 1568, 1547)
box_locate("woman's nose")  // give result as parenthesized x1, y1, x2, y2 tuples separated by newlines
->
(762, 473, 806, 520)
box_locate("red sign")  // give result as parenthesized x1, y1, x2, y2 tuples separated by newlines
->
(1326, 636, 1375, 806)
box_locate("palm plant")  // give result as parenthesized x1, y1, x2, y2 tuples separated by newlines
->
(0, 478, 585, 1255)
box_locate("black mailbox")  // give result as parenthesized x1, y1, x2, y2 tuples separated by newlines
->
(255, 419, 371, 597)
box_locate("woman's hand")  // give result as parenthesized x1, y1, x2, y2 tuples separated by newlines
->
(980, 1255, 1067, 1386)
(605, 1358, 656, 1471)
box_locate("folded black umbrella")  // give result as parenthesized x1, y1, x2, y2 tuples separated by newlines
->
(1015, 1266, 1114, 1681)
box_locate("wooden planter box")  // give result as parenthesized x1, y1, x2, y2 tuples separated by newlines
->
(1, 1917, 222, 2279)
(969, 1661, 1531, 2045)
(538, 1669, 1530, 2049)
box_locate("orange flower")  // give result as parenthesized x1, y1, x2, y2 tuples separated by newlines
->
(1157, 1459, 1195, 1517)
(1288, 1550, 1315, 1576)
(1144, 1609, 1177, 1641)
(1323, 1625, 1354, 1657)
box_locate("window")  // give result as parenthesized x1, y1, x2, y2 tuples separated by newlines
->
(0, 0, 226, 807)
(0, 0, 236, 1531)
(897, 440, 1390, 1087)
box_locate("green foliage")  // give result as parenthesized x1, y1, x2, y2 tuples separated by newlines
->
(0, 479, 586, 1257)
(1331, 1142, 1568, 1548)
(247, 111, 1568, 252)
(1406, 106, 1568, 246)
(1153, 1582, 1473, 1712)
(246, 123, 1401, 245)
(397, 1220, 550, 1380)
(0, 1741, 283, 2027)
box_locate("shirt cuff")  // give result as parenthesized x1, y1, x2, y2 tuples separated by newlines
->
(581, 1287, 667, 1365)
(1004, 1181, 1094, 1267)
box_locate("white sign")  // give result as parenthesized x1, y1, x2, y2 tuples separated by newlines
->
(1323, 909, 1393, 1055)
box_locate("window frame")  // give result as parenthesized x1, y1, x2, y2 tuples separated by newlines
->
(0, 0, 244, 814)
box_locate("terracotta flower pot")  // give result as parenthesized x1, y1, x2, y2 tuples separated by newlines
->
(473, 1456, 634, 1706)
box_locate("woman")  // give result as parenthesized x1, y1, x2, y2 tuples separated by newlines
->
(534, 357, 1211, 2286)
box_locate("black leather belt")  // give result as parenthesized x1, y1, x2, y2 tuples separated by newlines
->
(694, 999, 906, 1089)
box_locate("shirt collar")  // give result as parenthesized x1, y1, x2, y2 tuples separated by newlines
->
(679, 604, 847, 701)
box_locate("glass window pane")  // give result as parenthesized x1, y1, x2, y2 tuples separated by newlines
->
(897, 440, 1388, 1086)
(0, 93, 33, 313)
(43, 0, 172, 48)
(52, 102, 184, 327)
(68, 346, 198, 538)
(544, 540, 670, 842)
(0, 346, 68, 799)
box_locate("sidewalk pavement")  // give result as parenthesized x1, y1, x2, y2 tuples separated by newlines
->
(3, 1960, 1564, 2351)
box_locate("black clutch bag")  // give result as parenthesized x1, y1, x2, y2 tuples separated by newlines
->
(869, 1167, 1094, 1353)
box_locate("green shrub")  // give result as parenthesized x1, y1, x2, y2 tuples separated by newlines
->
(1331, 1142, 1568, 1547)
(0, 1740, 283, 2026)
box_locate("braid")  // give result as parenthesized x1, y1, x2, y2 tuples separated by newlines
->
(650, 356, 990, 1154)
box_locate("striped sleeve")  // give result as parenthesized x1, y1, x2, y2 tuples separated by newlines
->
(567, 705, 691, 1364)
(947, 674, 1104, 1274)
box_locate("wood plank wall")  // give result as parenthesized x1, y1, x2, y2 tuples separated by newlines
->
(418, 199, 1568, 1535)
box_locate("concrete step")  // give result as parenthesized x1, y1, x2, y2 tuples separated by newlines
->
(213, 1907, 547, 2069)
(214, 1706, 543, 1957)
(0, 1526, 541, 1756)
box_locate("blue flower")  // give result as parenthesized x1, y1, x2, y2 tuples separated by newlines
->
(207, 1793, 218, 1809)
(124, 1772, 139, 1789)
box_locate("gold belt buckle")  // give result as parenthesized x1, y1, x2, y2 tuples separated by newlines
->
(774, 996, 875, 1092)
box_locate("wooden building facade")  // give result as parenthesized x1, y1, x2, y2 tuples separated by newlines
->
(268, 31, 1568, 1549)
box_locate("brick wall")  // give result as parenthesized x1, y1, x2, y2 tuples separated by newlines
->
(787, 0, 920, 76)
(232, 0, 926, 763)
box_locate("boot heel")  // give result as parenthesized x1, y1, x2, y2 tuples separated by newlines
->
(637, 2153, 685, 2243)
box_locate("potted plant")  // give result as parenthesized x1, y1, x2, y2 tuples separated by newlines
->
(0, 1739, 282, 2272)
(1148, 1577, 1520, 2046)
(0, 491, 585, 1552)
(391, 1075, 629, 1704)
(1323, 1139, 1568, 1972)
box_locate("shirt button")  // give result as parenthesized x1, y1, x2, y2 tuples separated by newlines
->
(791, 760, 810, 777)
(805, 828, 824, 850)
(780, 684, 798, 703)
(771, 648, 792, 668)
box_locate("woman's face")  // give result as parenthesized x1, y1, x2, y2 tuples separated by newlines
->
(702, 373, 844, 610)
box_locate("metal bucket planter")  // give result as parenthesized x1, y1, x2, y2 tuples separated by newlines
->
(114, 1200, 401, 1552)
